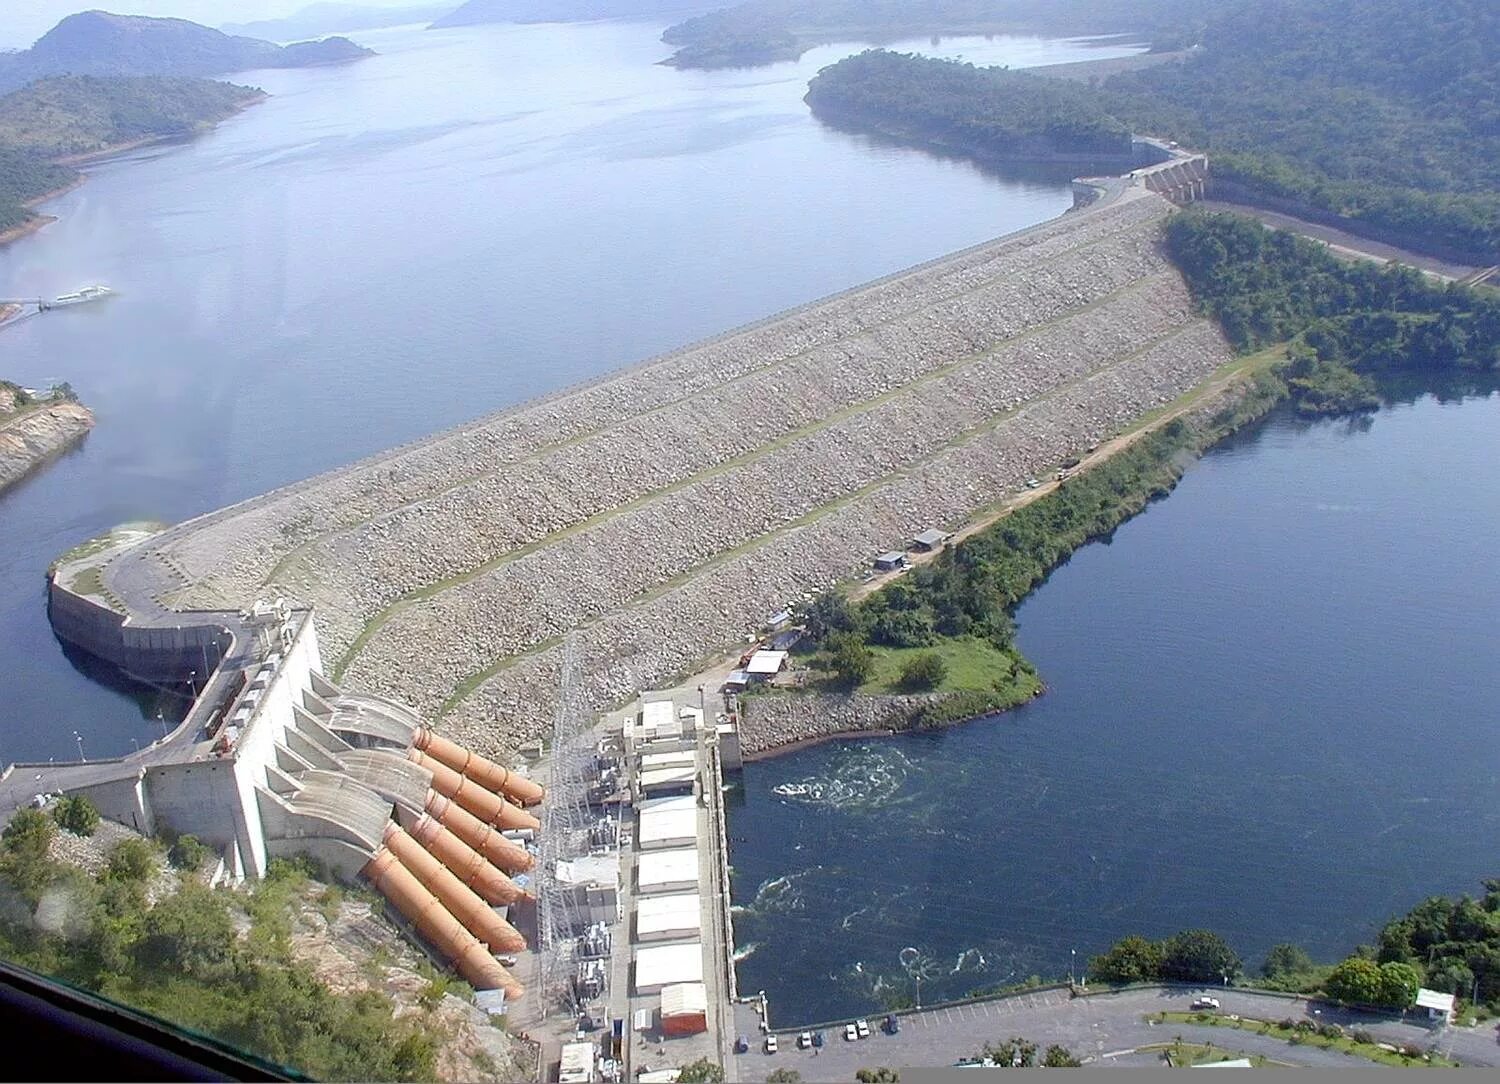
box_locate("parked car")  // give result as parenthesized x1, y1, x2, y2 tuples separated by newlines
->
(884, 1014, 900, 1034)
(1191, 996, 1221, 1011)
(1025, 478, 1041, 489)
(812, 1031, 826, 1048)
(764, 1034, 778, 1054)
(844, 1023, 858, 1042)
(797, 1032, 813, 1049)
(856, 1018, 870, 1039)
(735, 1036, 749, 1054)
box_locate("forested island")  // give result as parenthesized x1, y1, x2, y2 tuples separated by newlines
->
(783, 210, 1499, 730)
(805, 50, 1133, 163)
(660, 0, 1214, 69)
(0, 11, 372, 93)
(0, 75, 265, 240)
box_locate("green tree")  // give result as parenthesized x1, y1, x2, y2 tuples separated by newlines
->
(1042, 1044, 1082, 1067)
(51, 795, 99, 837)
(766, 1070, 803, 1084)
(981, 1038, 1038, 1068)
(677, 1059, 726, 1083)
(825, 632, 875, 686)
(167, 834, 209, 871)
(105, 838, 157, 884)
(897, 651, 947, 691)
(855, 1070, 899, 1083)
(1090, 934, 1163, 984)
(1160, 929, 1240, 984)
(1325, 956, 1385, 1005)
(0, 807, 59, 898)
(1376, 961, 1421, 1009)
(795, 591, 855, 646)
(1262, 943, 1315, 980)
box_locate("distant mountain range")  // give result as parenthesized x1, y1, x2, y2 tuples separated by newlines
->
(223, 3, 459, 42)
(430, 0, 720, 29)
(0, 11, 374, 93)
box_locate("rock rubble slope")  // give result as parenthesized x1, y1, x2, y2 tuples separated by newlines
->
(122, 192, 1234, 755)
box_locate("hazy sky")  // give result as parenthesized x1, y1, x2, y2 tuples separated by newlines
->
(3, 2, 423, 49)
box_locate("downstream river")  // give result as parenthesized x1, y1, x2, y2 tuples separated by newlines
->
(0, 22, 1139, 762)
(728, 386, 1500, 1025)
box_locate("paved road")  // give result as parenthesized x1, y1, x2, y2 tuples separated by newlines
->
(732, 986, 1500, 1079)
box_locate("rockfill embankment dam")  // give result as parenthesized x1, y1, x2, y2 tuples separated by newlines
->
(61, 186, 1237, 758)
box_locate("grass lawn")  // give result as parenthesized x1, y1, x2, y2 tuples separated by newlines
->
(1155, 1011, 1457, 1068)
(858, 638, 1029, 695)
(1140, 1040, 1277, 1067)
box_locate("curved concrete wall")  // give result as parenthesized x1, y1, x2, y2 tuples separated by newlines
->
(47, 578, 229, 683)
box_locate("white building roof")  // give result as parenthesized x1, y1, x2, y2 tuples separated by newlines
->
(559, 1041, 595, 1084)
(641, 700, 681, 737)
(746, 650, 788, 675)
(636, 892, 702, 937)
(1197, 1059, 1254, 1068)
(640, 750, 696, 770)
(914, 528, 950, 546)
(1416, 988, 1456, 1013)
(636, 847, 699, 890)
(556, 853, 619, 888)
(724, 669, 750, 687)
(638, 795, 699, 845)
(660, 981, 709, 1018)
(634, 942, 703, 992)
(640, 765, 697, 793)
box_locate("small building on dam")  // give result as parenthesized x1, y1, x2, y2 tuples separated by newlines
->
(6, 542, 546, 998)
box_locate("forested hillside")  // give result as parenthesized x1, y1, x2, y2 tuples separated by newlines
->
(0, 75, 266, 238)
(1110, 0, 1500, 262)
(0, 148, 75, 233)
(805, 50, 1132, 161)
(0, 11, 372, 93)
(0, 76, 264, 159)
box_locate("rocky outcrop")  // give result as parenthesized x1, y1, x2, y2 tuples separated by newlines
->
(738, 692, 942, 755)
(0, 397, 94, 495)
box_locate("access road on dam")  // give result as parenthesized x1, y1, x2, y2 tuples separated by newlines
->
(82, 182, 1237, 759)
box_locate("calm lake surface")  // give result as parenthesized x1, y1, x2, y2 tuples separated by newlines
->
(0, 22, 1138, 761)
(728, 388, 1500, 1026)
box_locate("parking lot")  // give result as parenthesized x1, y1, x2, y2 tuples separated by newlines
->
(730, 986, 1500, 1080)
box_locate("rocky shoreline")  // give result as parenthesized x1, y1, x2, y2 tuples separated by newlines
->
(0, 395, 95, 495)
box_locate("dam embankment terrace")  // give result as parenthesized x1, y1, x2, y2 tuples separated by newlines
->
(73, 185, 1236, 758)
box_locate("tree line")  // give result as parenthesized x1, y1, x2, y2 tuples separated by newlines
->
(805, 50, 1132, 161)
(1090, 878, 1500, 1012)
(1166, 211, 1499, 414)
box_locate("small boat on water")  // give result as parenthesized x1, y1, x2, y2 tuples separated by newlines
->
(41, 285, 114, 310)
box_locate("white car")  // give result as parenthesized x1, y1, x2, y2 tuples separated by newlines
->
(764, 1035, 778, 1054)
(856, 1019, 870, 1039)
(844, 1023, 858, 1042)
(1191, 996, 1221, 1011)
(798, 1032, 813, 1049)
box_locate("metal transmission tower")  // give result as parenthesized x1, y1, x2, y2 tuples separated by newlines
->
(534, 632, 598, 1020)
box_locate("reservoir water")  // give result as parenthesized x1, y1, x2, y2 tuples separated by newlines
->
(0, 21, 1139, 761)
(728, 385, 1500, 1025)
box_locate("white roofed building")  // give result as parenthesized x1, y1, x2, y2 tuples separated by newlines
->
(634, 941, 704, 994)
(635, 892, 702, 942)
(636, 847, 699, 894)
(1416, 987, 1456, 1021)
(637, 794, 699, 849)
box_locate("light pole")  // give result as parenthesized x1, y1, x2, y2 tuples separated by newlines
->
(73, 731, 85, 762)
(130, 737, 140, 753)
(1070, 949, 1077, 987)
(158, 710, 168, 740)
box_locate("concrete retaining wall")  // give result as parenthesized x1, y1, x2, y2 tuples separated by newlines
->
(737, 691, 943, 755)
(47, 578, 230, 684)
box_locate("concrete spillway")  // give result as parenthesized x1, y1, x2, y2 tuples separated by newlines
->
(61, 181, 1236, 761)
